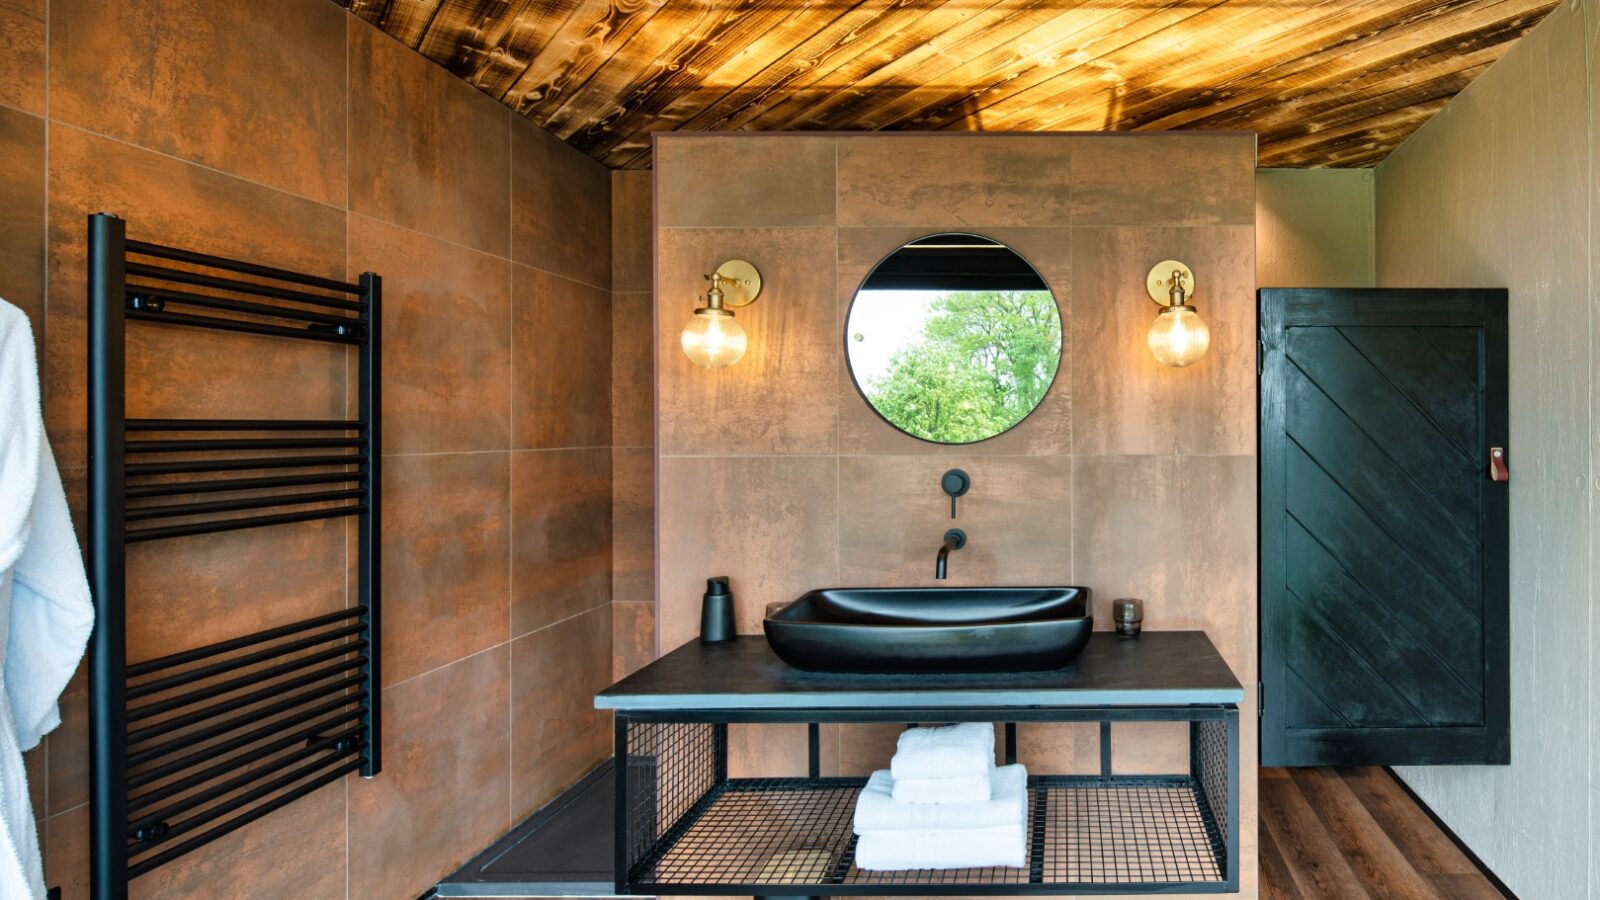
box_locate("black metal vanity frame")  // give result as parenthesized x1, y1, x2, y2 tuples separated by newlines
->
(603, 635, 1241, 896)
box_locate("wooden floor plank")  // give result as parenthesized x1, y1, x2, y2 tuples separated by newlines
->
(1258, 805, 1306, 900)
(1334, 766, 1479, 877)
(1288, 768, 1444, 900)
(1259, 769, 1371, 898)
(1260, 768, 1508, 900)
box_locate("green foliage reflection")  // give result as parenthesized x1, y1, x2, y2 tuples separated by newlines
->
(862, 290, 1061, 443)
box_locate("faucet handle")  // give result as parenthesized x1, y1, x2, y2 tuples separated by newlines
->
(941, 468, 971, 519)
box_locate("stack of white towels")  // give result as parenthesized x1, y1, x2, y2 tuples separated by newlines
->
(852, 723, 1027, 871)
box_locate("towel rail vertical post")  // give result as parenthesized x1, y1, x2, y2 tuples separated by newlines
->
(88, 212, 130, 900)
(358, 271, 382, 777)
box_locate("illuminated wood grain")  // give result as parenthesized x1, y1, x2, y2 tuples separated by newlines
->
(336, 0, 1558, 167)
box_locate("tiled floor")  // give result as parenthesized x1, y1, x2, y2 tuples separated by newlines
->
(1260, 767, 1508, 899)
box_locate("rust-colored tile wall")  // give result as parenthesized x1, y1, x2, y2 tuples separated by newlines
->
(654, 131, 1260, 898)
(612, 170, 657, 678)
(0, 2, 614, 896)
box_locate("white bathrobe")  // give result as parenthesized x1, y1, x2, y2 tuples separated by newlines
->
(0, 299, 95, 900)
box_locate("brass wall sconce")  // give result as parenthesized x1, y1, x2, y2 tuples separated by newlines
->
(1144, 260, 1209, 367)
(681, 259, 762, 369)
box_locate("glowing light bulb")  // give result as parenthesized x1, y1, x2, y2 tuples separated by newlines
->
(681, 308, 747, 368)
(1147, 305, 1210, 367)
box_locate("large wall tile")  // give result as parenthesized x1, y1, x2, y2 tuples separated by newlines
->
(351, 214, 511, 453)
(838, 455, 1072, 585)
(512, 605, 612, 819)
(382, 452, 511, 686)
(612, 170, 653, 292)
(513, 267, 611, 449)
(1071, 225, 1256, 456)
(657, 455, 838, 650)
(1070, 133, 1257, 226)
(656, 135, 835, 228)
(0, 106, 44, 331)
(349, 23, 510, 256)
(612, 291, 654, 447)
(835, 225, 1072, 456)
(46, 674, 86, 816)
(348, 646, 511, 900)
(837, 135, 1072, 228)
(49, 0, 347, 206)
(1071, 454, 1257, 676)
(513, 119, 611, 287)
(44, 124, 348, 469)
(45, 772, 348, 899)
(613, 600, 656, 679)
(0, 0, 45, 113)
(511, 448, 612, 636)
(658, 227, 838, 455)
(612, 447, 654, 605)
(125, 520, 347, 661)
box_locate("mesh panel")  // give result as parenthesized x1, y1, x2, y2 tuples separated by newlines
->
(1192, 717, 1231, 874)
(622, 720, 720, 874)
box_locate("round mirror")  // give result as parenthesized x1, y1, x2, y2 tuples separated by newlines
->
(845, 233, 1063, 444)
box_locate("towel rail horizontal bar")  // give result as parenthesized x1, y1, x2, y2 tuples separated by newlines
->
(126, 284, 357, 327)
(128, 607, 364, 678)
(126, 455, 365, 477)
(126, 760, 364, 879)
(127, 308, 362, 344)
(126, 706, 366, 792)
(125, 261, 363, 310)
(128, 626, 365, 700)
(128, 670, 366, 746)
(127, 680, 364, 768)
(126, 472, 364, 499)
(128, 731, 364, 836)
(127, 650, 366, 723)
(125, 504, 366, 542)
(127, 722, 365, 816)
(126, 239, 364, 295)
(126, 488, 366, 522)
(126, 418, 366, 432)
(127, 437, 363, 454)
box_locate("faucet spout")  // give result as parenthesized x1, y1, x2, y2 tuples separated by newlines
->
(935, 528, 967, 580)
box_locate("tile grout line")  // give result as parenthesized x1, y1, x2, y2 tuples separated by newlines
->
(40, 0, 51, 841)
(506, 105, 516, 837)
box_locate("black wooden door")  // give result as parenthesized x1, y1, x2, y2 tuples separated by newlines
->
(1259, 288, 1508, 767)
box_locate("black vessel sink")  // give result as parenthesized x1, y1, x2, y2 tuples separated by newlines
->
(763, 587, 1093, 674)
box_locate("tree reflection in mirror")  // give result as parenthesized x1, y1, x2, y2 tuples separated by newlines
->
(846, 233, 1062, 444)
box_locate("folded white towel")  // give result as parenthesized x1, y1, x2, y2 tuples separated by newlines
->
(856, 765, 1027, 833)
(854, 824, 1027, 871)
(890, 723, 995, 781)
(890, 772, 991, 805)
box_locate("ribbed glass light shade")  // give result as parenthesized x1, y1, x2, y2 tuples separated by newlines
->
(681, 308, 747, 368)
(1147, 305, 1210, 367)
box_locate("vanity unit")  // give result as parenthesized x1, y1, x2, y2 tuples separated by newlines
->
(599, 632, 1241, 896)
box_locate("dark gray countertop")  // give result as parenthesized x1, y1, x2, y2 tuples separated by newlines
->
(595, 632, 1243, 711)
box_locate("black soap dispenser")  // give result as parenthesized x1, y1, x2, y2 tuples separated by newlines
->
(700, 577, 736, 643)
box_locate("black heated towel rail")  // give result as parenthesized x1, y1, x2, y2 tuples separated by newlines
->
(85, 213, 382, 899)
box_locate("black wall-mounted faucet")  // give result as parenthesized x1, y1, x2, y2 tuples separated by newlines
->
(935, 528, 967, 580)
(941, 469, 970, 518)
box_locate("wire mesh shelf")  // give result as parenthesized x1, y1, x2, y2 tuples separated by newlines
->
(618, 713, 1236, 895)
(630, 776, 1226, 892)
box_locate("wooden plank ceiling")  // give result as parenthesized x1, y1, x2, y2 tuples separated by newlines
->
(339, 0, 1557, 169)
